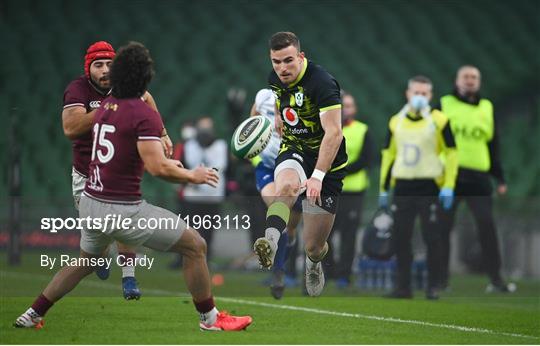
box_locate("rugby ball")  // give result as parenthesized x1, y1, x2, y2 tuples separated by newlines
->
(231, 115, 273, 159)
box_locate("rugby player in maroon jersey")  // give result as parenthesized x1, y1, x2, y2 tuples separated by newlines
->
(61, 41, 172, 299)
(14, 42, 252, 331)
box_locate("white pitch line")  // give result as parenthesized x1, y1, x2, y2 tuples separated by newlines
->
(2, 270, 538, 340)
(217, 297, 539, 340)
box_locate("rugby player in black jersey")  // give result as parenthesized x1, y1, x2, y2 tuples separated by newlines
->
(253, 32, 347, 296)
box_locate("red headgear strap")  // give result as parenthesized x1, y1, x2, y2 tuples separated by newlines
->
(84, 41, 115, 78)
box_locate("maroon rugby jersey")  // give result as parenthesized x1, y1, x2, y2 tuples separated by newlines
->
(63, 76, 112, 177)
(84, 96, 164, 203)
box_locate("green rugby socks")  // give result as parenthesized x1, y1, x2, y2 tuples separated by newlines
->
(266, 201, 290, 232)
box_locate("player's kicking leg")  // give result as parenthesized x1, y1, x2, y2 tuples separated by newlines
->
(253, 167, 300, 269)
(116, 242, 141, 300)
(259, 179, 300, 299)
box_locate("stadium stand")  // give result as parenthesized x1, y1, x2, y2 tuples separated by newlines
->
(0, 0, 538, 210)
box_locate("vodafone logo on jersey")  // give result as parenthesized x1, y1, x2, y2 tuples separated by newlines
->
(283, 107, 299, 126)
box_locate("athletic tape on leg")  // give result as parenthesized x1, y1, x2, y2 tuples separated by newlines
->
(302, 199, 331, 214)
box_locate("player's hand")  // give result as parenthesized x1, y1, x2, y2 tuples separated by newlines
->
(275, 114, 284, 136)
(191, 165, 219, 187)
(161, 134, 173, 158)
(302, 177, 322, 207)
(497, 184, 507, 196)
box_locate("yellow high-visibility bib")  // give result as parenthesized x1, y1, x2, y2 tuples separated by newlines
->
(441, 95, 494, 172)
(342, 120, 369, 192)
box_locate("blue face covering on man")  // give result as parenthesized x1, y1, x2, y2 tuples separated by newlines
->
(410, 94, 429, 110)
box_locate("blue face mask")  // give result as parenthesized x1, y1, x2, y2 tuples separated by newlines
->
(410, 95, 429, 110)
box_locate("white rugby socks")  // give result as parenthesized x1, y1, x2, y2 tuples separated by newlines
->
(265, 227, 281, 247)
(200, 307, 219, 325)
(122, 266, 135, 278)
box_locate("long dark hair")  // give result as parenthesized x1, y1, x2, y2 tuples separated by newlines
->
(110, 42, 154, 99)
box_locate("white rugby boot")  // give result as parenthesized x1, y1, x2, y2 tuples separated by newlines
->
(13, 308, 44, 329)
(305, 257, 325, 297)
(253, 228, 280, 269)
(253, 237, 278, 269)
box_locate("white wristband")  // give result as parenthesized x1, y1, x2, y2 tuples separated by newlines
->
(311, 169, 326, 181)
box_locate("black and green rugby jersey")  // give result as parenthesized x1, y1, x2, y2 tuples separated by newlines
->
(268, 58, 347, 172)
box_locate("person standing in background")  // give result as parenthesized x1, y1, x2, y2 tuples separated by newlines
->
(435, 65, 515, 293)
(183, 117, 228, 261)
(379, 76, 458, 300)
(323, 92, 374, 288)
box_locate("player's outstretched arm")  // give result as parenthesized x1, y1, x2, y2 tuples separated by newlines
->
(62, 106, 95, 139)
(137, 140, 218, 186)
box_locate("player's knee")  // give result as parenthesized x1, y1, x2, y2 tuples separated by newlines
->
(277, 181, 299, 197)
(194, 234, 207, 257)
(304, 242, 324, 259)
(181, 231, 207, 260)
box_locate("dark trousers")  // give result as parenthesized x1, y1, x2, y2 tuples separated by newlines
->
(324, 192, 365, 281)
(439, 180, 502, 284)
(393, 180, 442, 291)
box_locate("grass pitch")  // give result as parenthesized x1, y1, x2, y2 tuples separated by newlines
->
(1, 250, 539, 344)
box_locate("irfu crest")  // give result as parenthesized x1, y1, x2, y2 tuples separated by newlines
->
(295, 92, 304, 107)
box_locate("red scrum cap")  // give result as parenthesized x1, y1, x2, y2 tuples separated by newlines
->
(84, 41, 116, 78)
